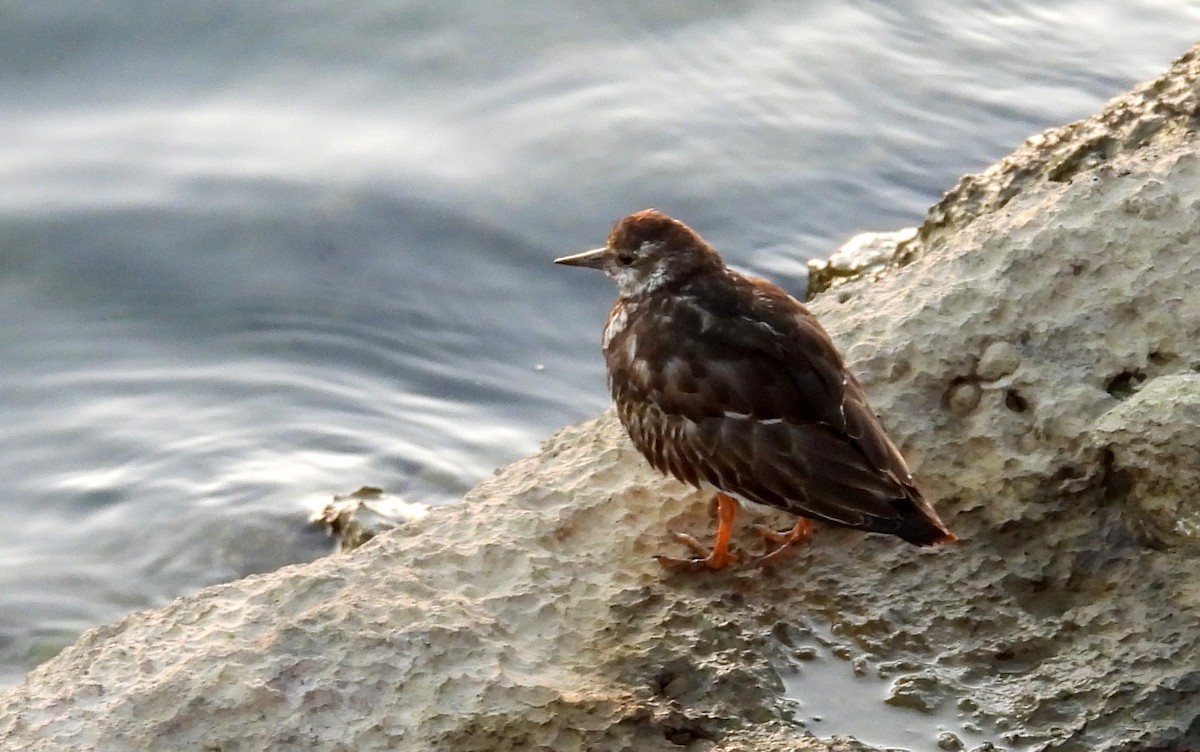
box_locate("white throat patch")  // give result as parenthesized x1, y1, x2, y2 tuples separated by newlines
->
(611, 242, 670, 298)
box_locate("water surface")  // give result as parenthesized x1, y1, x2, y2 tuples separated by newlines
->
(1, 0, 1197, 693)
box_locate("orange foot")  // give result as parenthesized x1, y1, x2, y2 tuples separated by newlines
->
(750, 518, 814, 568)
(656, 492, 740, 571)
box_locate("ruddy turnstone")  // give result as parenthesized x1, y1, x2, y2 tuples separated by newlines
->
(555, 209, 956, 570)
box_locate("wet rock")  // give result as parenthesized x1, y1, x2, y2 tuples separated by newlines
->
(4, 38, 1200, 752)
(886, 673, 947, 713)
(310, 486, 430, 552)
(0, 415, 842, 752)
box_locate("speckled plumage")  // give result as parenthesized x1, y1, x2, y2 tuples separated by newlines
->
(556, 209, 954, 564)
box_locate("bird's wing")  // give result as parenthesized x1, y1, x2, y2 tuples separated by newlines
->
(614, 281, 945, 538)
(630, 281, 854, 428)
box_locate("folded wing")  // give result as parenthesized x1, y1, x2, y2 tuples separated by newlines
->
(609, 279, 953, 545)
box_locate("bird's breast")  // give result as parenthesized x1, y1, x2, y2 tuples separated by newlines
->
(602, 303, 630, 351)
(603, 299, 661, 401)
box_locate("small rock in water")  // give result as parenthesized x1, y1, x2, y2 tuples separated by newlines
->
(886, 673, 946, 712)
(806, 226, 918, 298)
(311, 486, 430, 552)
(937, 730, 965, 750)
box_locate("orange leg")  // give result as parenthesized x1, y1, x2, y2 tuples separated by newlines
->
(656, 492, 740, 571)
(750, 518, 814, 568)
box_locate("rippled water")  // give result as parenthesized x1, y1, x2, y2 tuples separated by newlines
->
(1, 1, 1196, 690)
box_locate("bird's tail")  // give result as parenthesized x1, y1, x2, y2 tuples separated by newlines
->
(892, 493, 957, 546)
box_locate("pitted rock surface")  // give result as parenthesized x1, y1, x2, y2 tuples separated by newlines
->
(4, 41, 1200, 752)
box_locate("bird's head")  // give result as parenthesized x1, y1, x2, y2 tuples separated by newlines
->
(555, 209, 723, 298)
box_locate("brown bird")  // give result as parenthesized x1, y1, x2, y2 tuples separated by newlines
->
(555, 209, 955, 570)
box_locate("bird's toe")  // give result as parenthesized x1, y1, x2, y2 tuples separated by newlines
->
(751, 518, 813, 568)
(655, 531, 739, 570)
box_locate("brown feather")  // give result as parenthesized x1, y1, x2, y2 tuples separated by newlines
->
(587, 210, 954, 546)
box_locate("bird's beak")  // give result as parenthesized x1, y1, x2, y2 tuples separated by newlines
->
(554, 247, 608, 270)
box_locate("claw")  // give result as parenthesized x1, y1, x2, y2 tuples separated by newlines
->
(751, 518, 813, 568)
(655, 530, 740, 570)
(667, 530, 718, 557)
(656, 492, 740, 572)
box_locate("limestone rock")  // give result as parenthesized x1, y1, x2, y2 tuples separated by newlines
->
(5, 40, 1200, 752)
(1093, 373, 1200, 547)
(0, 415, 852, 752)
(805, 227, 917, 298)
(909, 43, 1200, 260)
(311, 486, 430, 552)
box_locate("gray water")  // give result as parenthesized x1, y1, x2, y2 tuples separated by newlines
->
(1, 0, 1196, 707)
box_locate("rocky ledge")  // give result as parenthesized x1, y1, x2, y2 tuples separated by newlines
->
(4, 44, 1200, 752)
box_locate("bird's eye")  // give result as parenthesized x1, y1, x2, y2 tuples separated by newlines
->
(616, 251, 635, 266)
